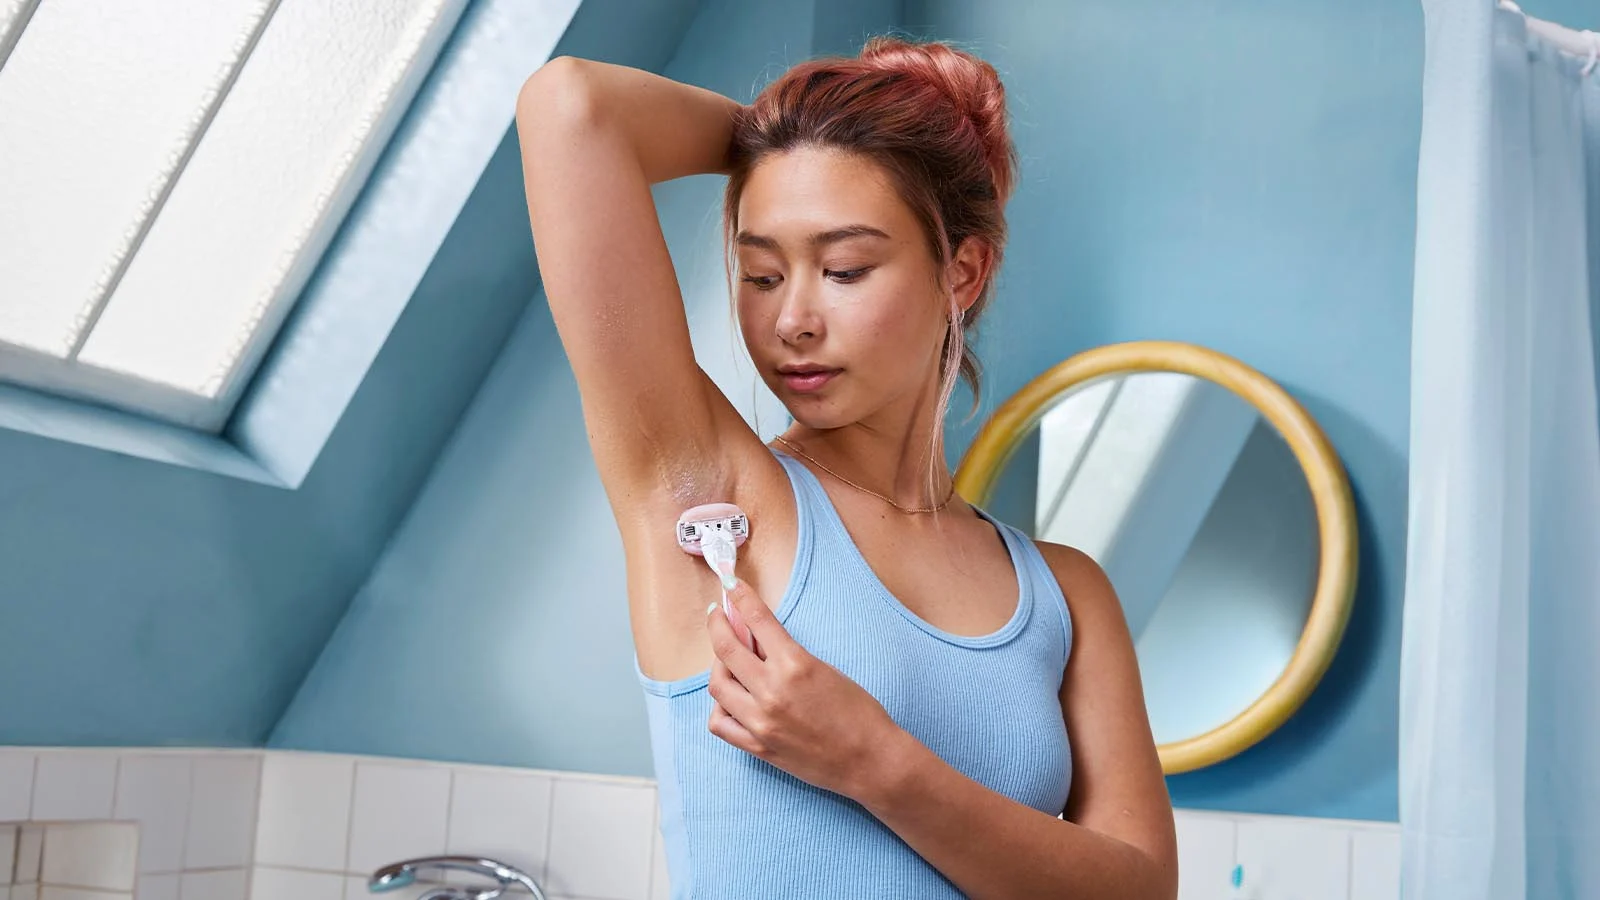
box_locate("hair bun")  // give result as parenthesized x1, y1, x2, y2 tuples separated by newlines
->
(859, 37, 1016, 201)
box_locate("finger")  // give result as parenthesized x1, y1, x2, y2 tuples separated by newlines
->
(723, 578, 794, 655)
(707, 657, 763, 724)
(708, 700, 765, 757)
(706, 601, 764, 686)
(721, 592, 757, 655)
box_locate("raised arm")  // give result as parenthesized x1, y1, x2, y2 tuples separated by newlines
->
(514, 58, 765, 524)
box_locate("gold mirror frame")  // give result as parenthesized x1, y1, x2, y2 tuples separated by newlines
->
(954, 341, 1358, 774)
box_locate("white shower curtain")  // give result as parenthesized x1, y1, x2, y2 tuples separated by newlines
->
(1403, 2, 1600, 899)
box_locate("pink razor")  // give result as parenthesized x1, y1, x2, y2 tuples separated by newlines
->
(676, 503, 755, 652)
(675, 502, 749, 555)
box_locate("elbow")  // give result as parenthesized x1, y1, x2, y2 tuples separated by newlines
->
(516, 56, 605, 135)
(1111, 865, 1175, 900)
(1143, 853, 1178, 900)
(1110, 843, 1177, 900)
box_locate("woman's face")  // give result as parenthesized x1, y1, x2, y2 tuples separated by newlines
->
(733, 147, 951, 431)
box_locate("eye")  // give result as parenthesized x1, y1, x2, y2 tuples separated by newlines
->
(825, 266, 872, 283)
(741, 274, 782, 291)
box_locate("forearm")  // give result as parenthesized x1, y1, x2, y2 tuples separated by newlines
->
(855, 731, 1173, 900)
(517, 56, 739, 184)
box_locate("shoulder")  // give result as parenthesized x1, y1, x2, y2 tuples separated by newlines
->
(1029, 540, 1130, 646)
(1030, 540, 1115, 608)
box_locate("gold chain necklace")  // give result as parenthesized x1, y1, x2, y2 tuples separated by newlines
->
(772, 434, 956, 514)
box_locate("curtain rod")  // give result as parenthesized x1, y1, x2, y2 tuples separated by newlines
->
(1498, 0, 1600, 66)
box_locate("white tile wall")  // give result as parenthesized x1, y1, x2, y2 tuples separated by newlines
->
(112, 755, 190, 875)
(134, 875, 178, 900)
(248, 867, 340, 900)
(39, 822, 139, 892)
(1, 749, 257, 899)
(1, 824, 16, 887)
(31, 754, 117, 821)
(544, 779, 657, 900)
(1174, 810, 1236, 900)
(183, 755, 259, 871)
(0, 747, 1404, 900)
(246, 752, 650, 900)
(1236, 813, 1352, 900)
(37, 887, 131, 900)
(0, 753, 34, 822)
(445, 768, 553, 884)
(254, 753, 353, 873)
(18, 825, 44, 885)
(1350, 827, 1402, 900)
(345, 761, 451, 876)
(177, 868, 247, 900)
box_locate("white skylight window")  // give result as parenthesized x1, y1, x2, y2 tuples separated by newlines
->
(0, 0, 466, 430)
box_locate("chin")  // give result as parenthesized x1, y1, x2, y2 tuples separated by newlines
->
(780, 398, 855, 432)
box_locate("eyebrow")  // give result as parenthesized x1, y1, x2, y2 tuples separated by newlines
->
(734, 224, 892, 251)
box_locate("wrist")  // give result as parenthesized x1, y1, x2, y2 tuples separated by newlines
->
(852, 725, 929, 816)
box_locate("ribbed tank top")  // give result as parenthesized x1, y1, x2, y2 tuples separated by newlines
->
(637, 448, 1074, 899)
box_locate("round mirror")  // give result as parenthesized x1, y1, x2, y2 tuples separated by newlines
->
(954, 341, 1357, 774)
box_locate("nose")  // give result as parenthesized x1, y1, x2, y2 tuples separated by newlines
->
(774, 281, 823, 346)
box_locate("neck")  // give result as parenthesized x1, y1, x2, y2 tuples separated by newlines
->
(778, 382, 955, 512)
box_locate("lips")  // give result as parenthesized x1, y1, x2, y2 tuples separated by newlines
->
(778, 366, 841, 393)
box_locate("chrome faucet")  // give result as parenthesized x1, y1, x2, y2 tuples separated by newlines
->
(367, 856, 548, 900)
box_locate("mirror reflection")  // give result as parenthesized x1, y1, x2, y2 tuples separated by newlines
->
(984, 372, 1320, 748)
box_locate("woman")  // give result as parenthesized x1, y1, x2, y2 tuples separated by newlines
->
(515, 36, 1177, 900)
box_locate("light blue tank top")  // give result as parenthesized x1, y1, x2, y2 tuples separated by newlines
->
(638, 449, 1074, 898)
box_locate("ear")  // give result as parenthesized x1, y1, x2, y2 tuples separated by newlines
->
(945, 236, 993, 319)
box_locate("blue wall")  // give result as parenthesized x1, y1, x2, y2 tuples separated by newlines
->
(0, 142, 512, 747)
(0, 0, 696, 749)
(269, 0, 899, 775)
(908, 0, 1417, 820)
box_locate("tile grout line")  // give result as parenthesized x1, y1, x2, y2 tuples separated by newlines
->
(25, 754, 38, 820)
(542, 776, 558, 887)
(442, 765, 457, 861)
(177, 753, 195, 884)
(110, 754, 133, 898)
(243, 752, 262, 900)
(35, 878, 140, 893)
(111, 753, 123, 824)
(342, 760, 358, 879)
(1344, 826, 1356, 900)
(241, 863, 349, 877)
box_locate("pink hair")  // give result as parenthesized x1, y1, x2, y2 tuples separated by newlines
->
(723, 36, 1018, 500)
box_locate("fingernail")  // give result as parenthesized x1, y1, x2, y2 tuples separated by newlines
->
(720, 573, 738, 591)
(706, 602, 718, 617)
